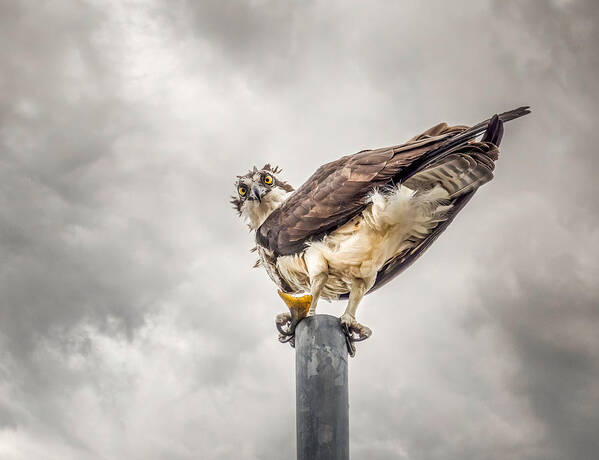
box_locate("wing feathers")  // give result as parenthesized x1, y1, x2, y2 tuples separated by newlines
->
(257, 108, 529, 257)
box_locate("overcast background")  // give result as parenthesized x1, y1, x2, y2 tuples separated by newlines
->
(1, 1, 598, 459)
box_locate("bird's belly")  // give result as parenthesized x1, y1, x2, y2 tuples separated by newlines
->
(313, 219, 407, 297)
(276, 252, 353, 300)
(274, 185, 450, 299)
(275, 223, 405, 300)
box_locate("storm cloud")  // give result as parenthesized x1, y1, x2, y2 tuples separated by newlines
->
(1, 1, 598, 459)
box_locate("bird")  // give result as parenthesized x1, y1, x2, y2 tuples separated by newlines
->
(231, 107, 530, 347)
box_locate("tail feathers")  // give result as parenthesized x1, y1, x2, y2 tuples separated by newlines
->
(481, 114, 504, 145)
(405, 106, 530, 179)
(437, 105, 529, 153)
(494, 105, 531, 123)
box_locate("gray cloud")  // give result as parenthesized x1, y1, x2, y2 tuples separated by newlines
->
(1, 0, 598, 459)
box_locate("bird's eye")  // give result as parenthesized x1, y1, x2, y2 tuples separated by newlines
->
(263, 175, 273, 185)
(238, 186, 247, 196)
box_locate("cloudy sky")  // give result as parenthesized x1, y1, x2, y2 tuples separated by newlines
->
(1, 0, 598, 459)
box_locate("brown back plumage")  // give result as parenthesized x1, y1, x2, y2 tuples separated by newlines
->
(257, 107, 529, 262)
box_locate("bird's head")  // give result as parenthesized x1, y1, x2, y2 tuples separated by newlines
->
(231, 164, 294, 230)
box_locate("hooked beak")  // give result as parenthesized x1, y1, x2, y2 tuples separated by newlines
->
(249, 186, 263, 203)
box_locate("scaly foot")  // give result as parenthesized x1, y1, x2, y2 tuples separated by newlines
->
(339, 313, 372, 357)
(275, 290, 313, 347)
(339, 312, 355, 328)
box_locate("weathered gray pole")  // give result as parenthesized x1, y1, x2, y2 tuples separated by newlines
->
(295, 314, 349, 460)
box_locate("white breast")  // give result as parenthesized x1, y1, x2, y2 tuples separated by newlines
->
(243, 187, 292, 229)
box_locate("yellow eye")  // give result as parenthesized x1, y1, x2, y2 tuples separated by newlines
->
(238, 186, 247, 196)
(263, 175, 273, 185)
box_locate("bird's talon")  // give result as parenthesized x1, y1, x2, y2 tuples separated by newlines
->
(275, 313, 296, 348)
(346, 320, 372, 342)
(341, 322, 349, 336)
(275, 312, 294, 336)
(278, 333, 294, 344)
(340, 316, 372, 357)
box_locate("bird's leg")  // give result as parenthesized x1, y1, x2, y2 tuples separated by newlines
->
(275, 250, 329, 347)
(305, 249, 329, 317)
(340, 279, 366, 327)
(340, 279, 372, 357)
(307, 272, 328, 316)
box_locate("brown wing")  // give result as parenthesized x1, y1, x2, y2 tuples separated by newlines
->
(256, 130, 456, 256)
(341, 116, 509, 297)
(257, 107, 530, 257)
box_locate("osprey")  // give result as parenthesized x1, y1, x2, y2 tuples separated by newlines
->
(232, 107, 529, 346)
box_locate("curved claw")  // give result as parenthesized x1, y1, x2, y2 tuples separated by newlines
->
(348, 322, 372, 342)
(275, 312, 294, 337)
(341, 319, 372, 357)
(278, 333, 294, 344)
(274, 310, 300, 349)
(342, 323, 356, 357)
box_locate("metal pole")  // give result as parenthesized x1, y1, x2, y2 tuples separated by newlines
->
(295, 314, 349, 460)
